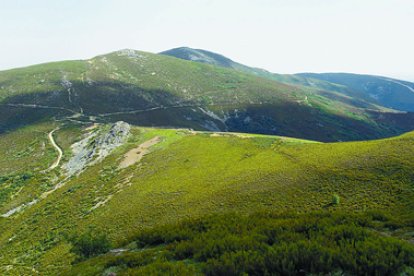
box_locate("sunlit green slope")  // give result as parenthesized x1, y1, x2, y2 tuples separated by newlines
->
(0, 121, 413, 274)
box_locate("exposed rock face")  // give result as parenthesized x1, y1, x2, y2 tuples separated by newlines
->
(96, 121, 130, 159)
(64, 121, 130, 176)
(116, 49, 144, 59)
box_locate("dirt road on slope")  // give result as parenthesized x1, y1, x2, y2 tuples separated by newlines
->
(47, 128, 63, 170)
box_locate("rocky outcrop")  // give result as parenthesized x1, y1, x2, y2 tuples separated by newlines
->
(64, 121, 130, 176)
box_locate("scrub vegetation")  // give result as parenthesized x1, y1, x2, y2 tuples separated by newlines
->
(1, 49, 413, 142)
(1, 48, 414, 275)
(0, 122, 413, 274)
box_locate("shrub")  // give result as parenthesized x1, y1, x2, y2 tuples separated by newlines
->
(70, 231, 111, 260)
(332, 194, 340, 205)
(73, 211, 414, 275)
(127, 262, 198, 275)
(134, 212, 414, 275)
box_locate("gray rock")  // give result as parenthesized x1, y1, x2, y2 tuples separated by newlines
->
(63, 121, 130, 176)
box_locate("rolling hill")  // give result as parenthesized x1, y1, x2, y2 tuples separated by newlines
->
(162, 47, 414, 113)
(297, 73, 414, 112)
(160, 47, 345, 88)
(0, 121, 413, 274)
(159, 47, 279, 79)
(1, 49, 414, 275)
(0, 49, 414, 142)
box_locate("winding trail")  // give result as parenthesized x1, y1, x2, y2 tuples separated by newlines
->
(47, 128, 63, 170)
(384, 78, 414, 94)
(4, 103, 76, 114)
(97, 104, 220, 117)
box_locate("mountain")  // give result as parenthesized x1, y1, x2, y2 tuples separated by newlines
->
(161, 47, 414, 113)
(160, 47, 297, 82)
(160, 47, 240, 68)
(0, 121, 413, 274)
(1, 49, 414, 142)
(297, 73, 414, 112)
(1, 49, 414, 274)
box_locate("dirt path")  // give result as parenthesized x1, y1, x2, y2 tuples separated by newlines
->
(119, 136, 161, 169)
(47, 128, 63, 170)
(385, 78, 414, 93)
(4, 103, 76, 114)
(97, 104, 208, 117)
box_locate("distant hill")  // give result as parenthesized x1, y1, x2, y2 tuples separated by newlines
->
(160, 47, 293, 81)
(162, 47, 414, 113)
(160, 47, 239, 68)
(297, 73, 414, 112)
(1, 49, 413, 142)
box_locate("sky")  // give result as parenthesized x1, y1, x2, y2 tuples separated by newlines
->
(1, 0, 413, 81)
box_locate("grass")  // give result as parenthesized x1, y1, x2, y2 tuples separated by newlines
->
(0, 122, 57, 174)
(0, 121, 87, 215)
(297, 73, 414, 112)
(0, 122, 413, 274)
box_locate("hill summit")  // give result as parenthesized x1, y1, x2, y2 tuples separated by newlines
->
(160, 47, 238, 68)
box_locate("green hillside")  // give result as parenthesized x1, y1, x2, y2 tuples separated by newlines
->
(0, 121, 413, 274)
(1, 49, 414, 142)
(1, 49, 414, 275)
(161, 47, 414, 115)
(297, 73, 414, 112)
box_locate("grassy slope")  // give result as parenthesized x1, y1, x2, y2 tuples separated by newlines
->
(0, 122, 413, 274)
(1, 50, 413, 141)
(160, 47, 414, 113)
(297, 73, 414, 112)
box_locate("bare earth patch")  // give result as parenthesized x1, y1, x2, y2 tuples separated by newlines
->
(84, 123, 98, 131)
(119, 136, 161, 169)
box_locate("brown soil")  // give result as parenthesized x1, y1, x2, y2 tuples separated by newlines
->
(119, 136, 161, 169)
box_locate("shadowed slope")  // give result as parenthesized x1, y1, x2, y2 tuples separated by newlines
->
(1, 49, 414, 141)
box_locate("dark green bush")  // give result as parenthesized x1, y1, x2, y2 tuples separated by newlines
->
(126, 261, 198, 275)
(332, 193, 340, 205)
(70, 231, 111, 260)
(131, 211, 414, 275)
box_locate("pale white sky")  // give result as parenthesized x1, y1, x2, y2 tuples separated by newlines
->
(1, 0, 413, 80)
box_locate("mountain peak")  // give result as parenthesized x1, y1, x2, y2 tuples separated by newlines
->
(160, 47, 236, 68)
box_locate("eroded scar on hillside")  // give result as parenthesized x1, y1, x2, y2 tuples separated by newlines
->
(119, 136, 161, 169)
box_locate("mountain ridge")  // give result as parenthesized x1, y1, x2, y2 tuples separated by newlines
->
(297, 72, 414, 112)
(1, 48, 414, 142)
(161, 47, 414, 112)
(0, 48, 413, 274)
